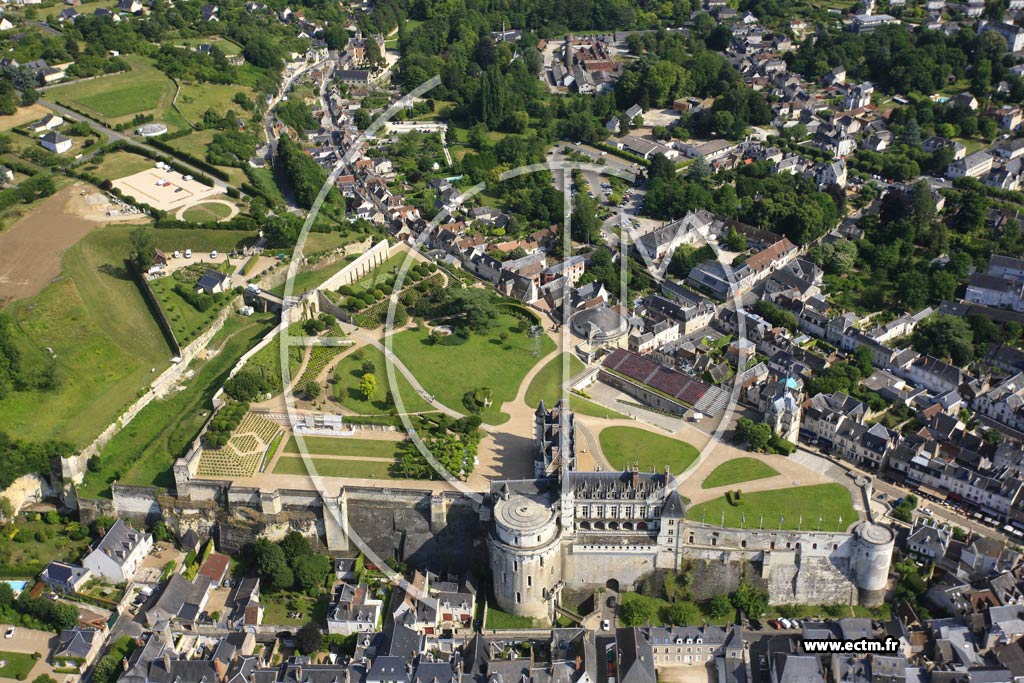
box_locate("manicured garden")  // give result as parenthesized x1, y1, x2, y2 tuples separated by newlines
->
(389, 312, 556, 424)
(273, 456, 398, 479)
(282, 436, 403, 459)
(0, 651, 37, 680)
(686, 483, 857, 532)
(599, 426, 700, 475)
(524, 353, 628, 419)
(182, 202, 233, 223)
(701, 458, 780, 489)
(331, 346, 433, 414)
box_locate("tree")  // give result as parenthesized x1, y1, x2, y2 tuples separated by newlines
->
(891, 494, 918, 523)
(128, 227, 154, 271)
(730, 582, 769, 617)
(301, 379, 321, 399)
(570, 192, 603, 245)
(295, 622, 323, 655)
(359, 373, 377, 400)
(620, 597, 657, 626)
(735, 418, 772, 452)
(911, 314, 974, 365)
(151, 520, 170, 542)
(723, 227, 747, 252)
(292, 554, 331, 592)
(280, 531, 312, 559)
(663, 601, 700, 625)
(353, 108, 371, 130)
(253, 539, 294, 590)
(449, 289, 498, 332)
(361, 360, 376, 375)
(52, 602, 79, 630)
(705, 594, 733, 620)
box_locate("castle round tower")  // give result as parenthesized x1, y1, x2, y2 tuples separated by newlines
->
(849, 521, 895, 606)
(488, 485, 563, 620)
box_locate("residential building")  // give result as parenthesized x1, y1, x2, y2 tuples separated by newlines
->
(82, 518, 153, 583)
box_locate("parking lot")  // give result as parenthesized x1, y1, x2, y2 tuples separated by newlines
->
(112, 167, 224, 212)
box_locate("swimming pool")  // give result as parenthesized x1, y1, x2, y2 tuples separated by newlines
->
(4, 580, 27, 594)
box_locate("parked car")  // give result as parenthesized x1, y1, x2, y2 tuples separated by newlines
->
(185, 249, 192, 259)
(210, 250, 218, 259)
(5, 627, 15, 639)
(601, 619, 610, 631)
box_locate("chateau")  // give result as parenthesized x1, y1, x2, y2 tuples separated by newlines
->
(486, 400, 895, 621)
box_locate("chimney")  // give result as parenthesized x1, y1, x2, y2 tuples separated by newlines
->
(574, 656, 581, 671)
(122, 658, 129, 672)
(631, 462, 639, 488)
(163, 653, 172, 672)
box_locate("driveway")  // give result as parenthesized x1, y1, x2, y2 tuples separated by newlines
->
(0, 625, 63, 683)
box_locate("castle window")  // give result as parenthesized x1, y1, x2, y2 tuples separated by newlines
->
(528, 576, 532, 587)
(770, 542, 775, 549)
(688, 535, 695, 544)
(513, 560, 518, 572)
(538, 535, 542, 542)
(516, 592, 521, 604)
(540, 557, 544, 567)
(741, 540, 747, 548)
(504, 573, 508, 584)
(812, 543, 818, 549)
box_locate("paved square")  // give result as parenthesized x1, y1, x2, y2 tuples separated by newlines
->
(112, 167, 223, 212)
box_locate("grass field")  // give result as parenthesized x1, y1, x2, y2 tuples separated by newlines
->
(0, 651, 37, 680)
(148, 275, 230, 346)
(176, 82, 255, 123)
(270, 259, 347, 296)
(332, 346, 434, 414)
(261, 591, 328, 626)
(0, 226, 173, 446)
(171, 36, 243, 55)
(273, 456, 398, 479)
(182, 201, 233, 223)
(150, 227, 258, 253)
(283, 436, 403, 459)
(485, 605, 534, 629)
(524, 353, 628, 419)
(701, 458, 780, 489)
(599, 426, 699, 475)
(247, 167, 287, 206)
(686, 483, 857, 532)
(90, 150, 156, 180)
(78, 313, 278, 497)
(48, 55, 182, 127)
(389, 313, 556, 424)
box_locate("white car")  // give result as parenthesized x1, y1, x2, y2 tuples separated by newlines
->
(185, 249, 192, 259)
(5, 627, 15, 639)
(210, 250, 218, 259)
(183, 174, 194, 181)
(601, 619, 610, 631)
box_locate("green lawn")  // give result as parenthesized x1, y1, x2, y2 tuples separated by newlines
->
(0, 651, 37, 680)
(182, 202, 233, 223)
(273, 456, 398, 479)
(171, 36, 243, 56)
(270, 259, 349, 296)
(283, 436, 403, 459)
(701, 458, 780, 489)
(247, 167, 287, 206)
(90, 150, 155, 180)
(524, 353, 628, 419)
(347, 252, 410, 294)
(331, 346, 433, 414)
(77, 313, 278, 498)
(389, 313, 556, 424)
(261, 591, 328, 626)
(0, 226, 174, 446)
(485, 604, 535, 629)
(148, 275, 230, 347)
(48, 55, 177, 125)
(686, 484, 857, 532)
(599, 426, 699, 475)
